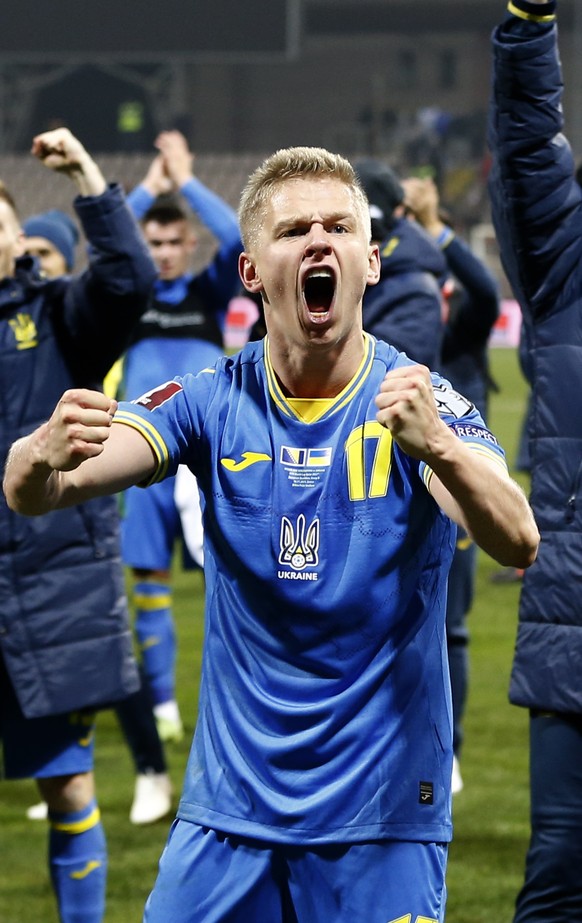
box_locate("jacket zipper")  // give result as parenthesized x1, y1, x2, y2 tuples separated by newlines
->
(566, 457, 582, 523)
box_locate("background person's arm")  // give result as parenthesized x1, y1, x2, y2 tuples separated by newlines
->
(32, 127, 107, 197)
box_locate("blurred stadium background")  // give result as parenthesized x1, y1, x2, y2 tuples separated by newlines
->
(7, 0, 582, 297)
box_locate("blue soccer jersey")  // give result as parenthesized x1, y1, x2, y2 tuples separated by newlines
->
(115, 333, 506, 846)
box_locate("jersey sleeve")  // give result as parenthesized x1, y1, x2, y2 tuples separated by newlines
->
(418, 375, 508, 491)
(180, 177, 240, 247)
(125, 183, 155, 220)
(113, 365, 218, 486)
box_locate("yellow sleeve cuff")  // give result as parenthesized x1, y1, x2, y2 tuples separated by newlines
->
(507, 1, 556, 23)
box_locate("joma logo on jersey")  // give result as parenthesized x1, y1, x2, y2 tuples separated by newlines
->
(280, 446, 332, 467)
(278, 513, 320, 575)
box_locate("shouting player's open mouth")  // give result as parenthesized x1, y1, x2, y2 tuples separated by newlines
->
(302, 268, 335, 324)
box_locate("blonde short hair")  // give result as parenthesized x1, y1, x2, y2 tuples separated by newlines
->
(238, 146, 371, 250)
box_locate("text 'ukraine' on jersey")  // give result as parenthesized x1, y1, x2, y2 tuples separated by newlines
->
(114, 334, 506, 846)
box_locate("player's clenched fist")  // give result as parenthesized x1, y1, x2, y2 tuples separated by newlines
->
(41, 389, 118, 472)
(374, 365, 448, 461)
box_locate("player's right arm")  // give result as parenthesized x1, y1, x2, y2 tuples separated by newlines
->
(375, 364, 539, 569)
(3, 389, 156, 516)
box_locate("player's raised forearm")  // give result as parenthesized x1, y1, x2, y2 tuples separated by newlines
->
(428, 437, 539, 568)
(3, 427, 68, 516)
(375, 365, 539, 567)
(3, 389, 118, 515)
(4, 390, 159, 516)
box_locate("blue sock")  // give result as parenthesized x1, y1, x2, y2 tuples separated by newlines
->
(134, 581, 176, 705)
(49, 798, 107, 923)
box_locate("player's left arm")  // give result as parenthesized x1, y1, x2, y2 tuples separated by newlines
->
(375, 365, 539, 568)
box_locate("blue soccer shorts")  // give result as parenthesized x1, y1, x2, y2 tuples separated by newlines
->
(0, 658, 95, 780)
(144, 819, 448, 923)
(122, 475, 202, 572)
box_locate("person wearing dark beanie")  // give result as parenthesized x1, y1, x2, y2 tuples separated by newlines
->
(23, 208, 79, 277)
(354, 158, 405, 240)
(354, 156, 447, 370)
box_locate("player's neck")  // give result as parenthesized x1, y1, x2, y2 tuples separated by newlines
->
(269, 333, 365, 399)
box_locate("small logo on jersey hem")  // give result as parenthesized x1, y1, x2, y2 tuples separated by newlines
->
(419, 781, 434, 805)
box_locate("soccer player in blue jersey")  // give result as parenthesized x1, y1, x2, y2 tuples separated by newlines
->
(4, 146, 539, 923)
(121, 130, 242, 743)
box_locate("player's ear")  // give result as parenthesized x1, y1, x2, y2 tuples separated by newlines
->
(14, 227, 26, 259)
(239, 252, 263, 294)
(367, 243, 381, 286)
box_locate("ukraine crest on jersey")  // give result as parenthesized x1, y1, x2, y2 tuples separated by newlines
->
(115, 333, 506, 846)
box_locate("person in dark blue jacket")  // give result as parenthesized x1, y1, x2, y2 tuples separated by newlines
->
(488, 1, 582, 919)
(403, 174, 500, 795)
(20, 208, 173, 830)
(0, 127, 156, 923)
(355, 158, 447, 370)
